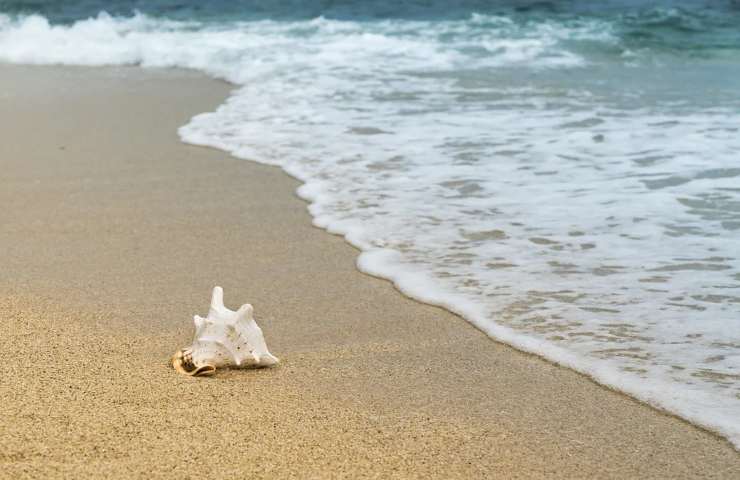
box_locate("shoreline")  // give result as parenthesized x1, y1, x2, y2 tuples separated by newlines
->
(180, 70, 740, 447)
(1, 64, 738, 478)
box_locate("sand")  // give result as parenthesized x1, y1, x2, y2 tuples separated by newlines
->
(0, 64, 738, 479)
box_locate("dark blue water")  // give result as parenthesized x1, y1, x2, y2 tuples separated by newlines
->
(3, 1, 740, 57)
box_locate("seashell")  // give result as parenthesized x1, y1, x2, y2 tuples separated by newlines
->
(172, 286, 279, 376)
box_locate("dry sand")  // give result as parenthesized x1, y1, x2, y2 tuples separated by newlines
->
(0, 64, 738, 479)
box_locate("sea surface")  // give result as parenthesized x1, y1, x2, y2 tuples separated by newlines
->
(1, 0, 738, 446)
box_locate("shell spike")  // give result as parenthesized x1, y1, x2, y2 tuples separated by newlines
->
(261, 352, 279, 366)
(210, 286, 225, 312)
(236, 303, 254, 322)
(193, 315, 207, 338)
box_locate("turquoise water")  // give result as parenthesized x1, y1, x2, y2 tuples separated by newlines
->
(1, 0, 738, 446)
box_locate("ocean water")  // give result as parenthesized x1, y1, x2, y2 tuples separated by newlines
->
(1, 0, 738, 446)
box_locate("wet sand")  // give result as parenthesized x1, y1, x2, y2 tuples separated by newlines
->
(0, 64, 738, 478)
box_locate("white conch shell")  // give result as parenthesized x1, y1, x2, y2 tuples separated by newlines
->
(172, 286, 279, 376)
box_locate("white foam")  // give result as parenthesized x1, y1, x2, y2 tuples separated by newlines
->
(1, 12, 738, 448)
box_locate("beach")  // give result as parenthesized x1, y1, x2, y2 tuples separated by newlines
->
(0, 64, 738, 478)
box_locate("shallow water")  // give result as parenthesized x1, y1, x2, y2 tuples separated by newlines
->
(1, 0, 738, 446)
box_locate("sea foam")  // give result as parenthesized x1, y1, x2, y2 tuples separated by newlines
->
(1, 11, 738, 448)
